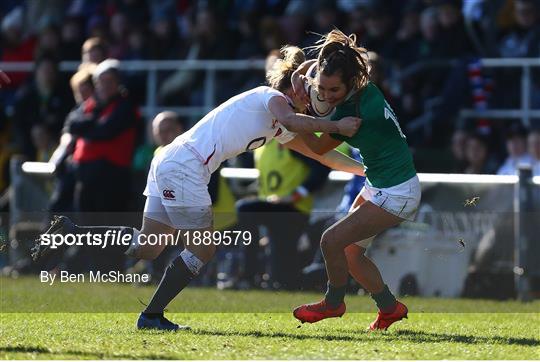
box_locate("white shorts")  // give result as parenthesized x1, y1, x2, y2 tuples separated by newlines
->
(354, 175, 421, 248)
(143, 144, 213, 229)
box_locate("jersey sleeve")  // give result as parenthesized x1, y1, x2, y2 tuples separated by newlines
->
(261, 87, 287, 113)
(273, 125, 297, 144)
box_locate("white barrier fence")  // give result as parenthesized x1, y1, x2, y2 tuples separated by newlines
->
(11, 159, 540, 300)
(2, 57, 539, 125)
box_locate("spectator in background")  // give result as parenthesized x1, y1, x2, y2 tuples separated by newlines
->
(225, 10, 266, 99)
(67, 59, 140, 212)
(64, 59, 140, 272)
(149, 9, 181, 60)
(528, 129, 540, 175)
(35, 22, 61, 59)
(0, 6, 37, 102)
(367, 51, 392, 101)
(394, 2, 424, 67)
(60, 16, 85, 61)
(360, 2, 397, 60)
(124, 26, 151, 60)
(30, 123, 57, 162)
(344, 4, 367, 40)
(70, 65, 96, 105)
(418, 6, 441, 59)
(259, 17, 286, 56)
(499, 0, 540, 58)
(497, 123, 533, 175)
(109, 12, 130, 60)
(121, 26, 151, 103)
(81, 37, 108, 66)
(152, 111, 186, 153)
(115, 0, 150, 26)
(396, 6, 441, 128)
(12, 54, 73, 160)
(158, 6, 234, 105)
(24, 0, 64, 36)
(280, 3, 309, 46)
(450, 128, 469, 173)
(435, 0, 476, 58)
(496, 0, 540, 109)
(301, 0, 343, 48)
(48, 65, 96, 213)
(464, 131, 499, 174)
(86, 15, 109, 40)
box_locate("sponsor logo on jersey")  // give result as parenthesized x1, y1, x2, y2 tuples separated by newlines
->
(163, 189, 176, 200)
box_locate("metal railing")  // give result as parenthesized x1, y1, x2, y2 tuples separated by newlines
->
(0, 59, 266, 118)
(2, 57, 539, 125)
(402, 57, 540, 132)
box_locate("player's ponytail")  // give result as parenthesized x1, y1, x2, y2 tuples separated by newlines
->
(266, 45, 306, 92)
(308, 29, 370, 91)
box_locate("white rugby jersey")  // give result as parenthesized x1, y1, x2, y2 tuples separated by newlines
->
(173, 86, 296, 173)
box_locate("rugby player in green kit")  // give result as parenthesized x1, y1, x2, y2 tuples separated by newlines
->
(291, 29, 421, 331)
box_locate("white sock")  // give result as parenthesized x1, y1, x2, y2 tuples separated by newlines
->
(180, 249, 205, 275)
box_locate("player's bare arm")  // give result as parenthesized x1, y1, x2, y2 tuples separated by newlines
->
(268, 96, 360, 136)
(283, 136, 365, 176)
(299, 132, 343, 155)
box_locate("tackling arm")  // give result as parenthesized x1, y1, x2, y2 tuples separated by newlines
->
(299, 132, 344, 155)
(268, 96, 359, 136)
(283, 136, 364, 176)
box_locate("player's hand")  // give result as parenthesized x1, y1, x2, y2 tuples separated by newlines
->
(336, 117, 361, 137)
(0, 71, 11, 88)
(291, 71, 310, 106)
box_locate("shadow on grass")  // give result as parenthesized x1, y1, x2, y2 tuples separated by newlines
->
(190, 328, 540, 347)
(0, 346, 173, 359)
(0, 346, 51, 353)
(395, 330, 540, 347)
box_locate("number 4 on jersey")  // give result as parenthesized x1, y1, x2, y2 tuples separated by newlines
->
(384, 100, 406, 139)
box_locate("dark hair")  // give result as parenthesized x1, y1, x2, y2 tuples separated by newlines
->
(308, 29, 370, 91)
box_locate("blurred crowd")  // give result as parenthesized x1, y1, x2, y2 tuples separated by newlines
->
(2, 0, 540, 179)
(1, 0, 540, 293)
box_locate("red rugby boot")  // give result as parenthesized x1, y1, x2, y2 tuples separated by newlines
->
(368, 300, 408, 331)
(293, 299, 346, 324)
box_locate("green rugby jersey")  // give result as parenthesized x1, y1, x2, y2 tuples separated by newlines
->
(330, 82, 416, 188)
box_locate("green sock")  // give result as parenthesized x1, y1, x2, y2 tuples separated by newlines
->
(324, 282, 346, 308)
(371, 284, 397, 313)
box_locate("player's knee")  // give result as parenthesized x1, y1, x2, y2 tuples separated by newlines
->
(344, 244, 363, 264)
(320, 229, 334, 251)
(344, 246, 356, 263)
(345, 244, 364, 258)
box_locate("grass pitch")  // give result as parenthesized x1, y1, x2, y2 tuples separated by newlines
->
(1, 277, 539, 360)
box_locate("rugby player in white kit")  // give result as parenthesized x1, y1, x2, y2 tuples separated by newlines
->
(32, 46, 364, 331)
